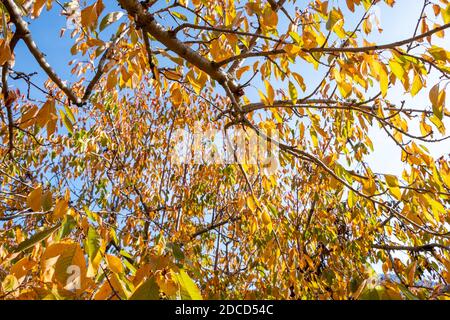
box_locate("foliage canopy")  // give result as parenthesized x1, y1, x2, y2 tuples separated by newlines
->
(0, 0, 450, 300)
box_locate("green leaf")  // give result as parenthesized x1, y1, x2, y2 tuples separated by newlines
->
(64, 105, 75, 123)
(130, 277, 160, 300)
(99, 11, 124, 32)
(59, 110, 73, 134)
(2, 275, 18, 292)
(398, 284, 420, 300)
(288, 81, 297, 103)
(123, 259, 136, 274)
(41, 190, 53, 211)
(57, 215, 76, 240)
(172, 11, 187, 21)
(289, 31, 302, 45)
(168, 243, 185, 261)
(86, 226, 100, 262)
(326, 9, 342, 31)
(119, 249, 133, 259)
(175, 269, 202, 300)
(14, 224, 61, 253)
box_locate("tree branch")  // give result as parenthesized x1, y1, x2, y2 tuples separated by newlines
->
(1, 32, 22, 154)
(217, 23, 450, 66)
(118, 0, 241, 94)
(190, 216, 241, 239)
(372, 243, 450, 252)
(3, 0, 81, 106)
(82, 27, 129, 103)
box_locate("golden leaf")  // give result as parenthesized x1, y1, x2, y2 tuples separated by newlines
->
(0, 39, 12, 65)
(27, 186, 42, 212)
(106, 254, 123, 274)
(52, 199, 68, 220)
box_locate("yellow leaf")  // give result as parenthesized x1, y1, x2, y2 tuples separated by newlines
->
(288, 81, 298, 102)
(19, 105, 38, 129)
(41, 190, 53, 211)
(246, 195, 257, 213)
(429, 85, 445, 119)
(430, 114, 446, 135)
(284, 44, 302, 58)
(389, 59, 405, 80)
(236, 66, 250, 80)
(0, 39, 12, 65)
(2, 275, 19, 293)
(36, 100, 52, 128)
(411, 73, 423, 97)
(106, 254, 123, 274)
(425, 194, 445, 220)
(27, 186, 42, 212)
(407, 261, 417, 286)
(271, 108, 283, 123)
(442, 4, 450, 24)
(262, 7, 278, 29)
(175, 269, 202, 300)
(156, 271, 179, 297)
(338, 80, 352, 98)
(41, 241, 87, 292)
(170, 86, 183, 107)
(81, 0, 104, 29)
(11, 257, 36, 283)
(261, 209, 271, 225)
(52, 199, 68, 220)
(347, 190, 356, 208)
(429, 83, 438, 101)
(362, 177, 377, 196)
(32, 0, 47, 18)
(310, 127, 319, 148)
(385, 175, 402, 200)
(292, 72, 306, 91)
(186, 70, 201, 95)
(265, 80, 275, 105)
(419, 120, 432, 137)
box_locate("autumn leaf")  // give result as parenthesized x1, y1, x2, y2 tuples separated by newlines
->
(27, 186, 42, 212)
(14, 224, 61, 253)
(130, 276, 160, 300)
(52, 199, 68, 220)
(41, 241, 87, 292)
(106, 254, 124, 274)
(175, 269, 202, 300)
(0, 39, 12, 65)
(1, 0, 450, 302)
(99, 11, 124, 31)
(81, 0, 105, 29)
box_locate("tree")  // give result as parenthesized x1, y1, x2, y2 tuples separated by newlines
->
(0, 0, 449, 300)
